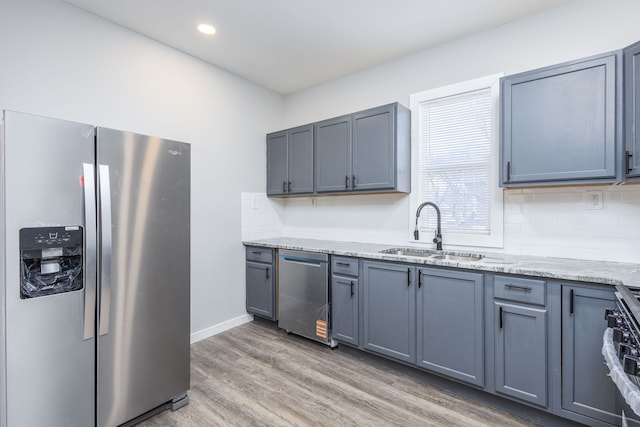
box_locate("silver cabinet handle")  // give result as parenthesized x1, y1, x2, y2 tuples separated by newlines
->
(98, 164, 112, 336)
(82, 163, 97, 340)
(504, 284, 532, 292)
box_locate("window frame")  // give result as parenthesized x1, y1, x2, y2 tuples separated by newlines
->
(408, 73, 504, 249)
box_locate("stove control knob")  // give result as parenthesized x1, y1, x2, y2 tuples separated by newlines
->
(613, 328, 631, 343)
(618, 343, 639, 361)
(624, 355, 640, 376)
(604, 308, 622, 328)
(607, 312, 622, 328)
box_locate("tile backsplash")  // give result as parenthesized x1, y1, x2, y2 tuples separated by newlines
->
(242, 185, 640, 264)
(241, 193, 285, 241)
(502, 185, 640, 263)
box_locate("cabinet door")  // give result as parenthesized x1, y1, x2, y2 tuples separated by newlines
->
(288, 125, 314, 194)
(495, 302, 547, 407)
(362, 261, 415, 364)
(625, 41, 640, 178)
(352, 104, 395, 191)
(266, 131, 288, 195)
(246, 261, 275, 320)
(502, 53, 618, 185)
(561, 286, 630, 425)
(315, 115, 352, 193)
(417, 268, 483, 387)
(331, 275, 359, 346)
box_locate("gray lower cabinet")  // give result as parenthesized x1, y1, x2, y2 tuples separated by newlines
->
(493, 275, 548, 407)
(625, 40, 640, 179)
(331, 256, 359, 346)
(245, 246, 276, 320)
(417, 268, 484, 387)
(362, 261, 415, 364)
(501, 51, 620, 186)
(561, 285, 638, 426)
(266, 124, 314, 196)
(494, 302, 547, 407)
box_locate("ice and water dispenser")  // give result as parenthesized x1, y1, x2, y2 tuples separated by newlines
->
(19, 226, 83, 299)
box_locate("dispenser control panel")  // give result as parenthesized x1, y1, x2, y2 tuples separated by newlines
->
(20, 226, 82, 249)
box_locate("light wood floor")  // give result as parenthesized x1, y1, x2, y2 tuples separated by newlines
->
(138, 320, 538, 427)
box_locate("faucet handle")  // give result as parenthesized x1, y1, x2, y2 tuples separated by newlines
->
(433, 230, 443, 250)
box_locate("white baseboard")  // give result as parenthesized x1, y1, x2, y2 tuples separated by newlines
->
(190, 313, 253, 344)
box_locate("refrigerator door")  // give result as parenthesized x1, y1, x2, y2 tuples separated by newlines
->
(96, 128, 190, 427)
(1, 111, 96, 427)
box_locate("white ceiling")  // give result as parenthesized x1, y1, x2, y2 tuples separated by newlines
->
(63, 0, 571, 94)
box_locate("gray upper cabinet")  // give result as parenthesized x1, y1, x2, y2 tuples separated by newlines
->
(362, 261, 416, 364)
(417, 268, 484, 387)
(351, 104, 407, 192)
(560, 285, 636, 426)
(315, 115, 352, 193)
(314, 103, 411, 195)
(625, 40, 640, 179)
(269, 103, 410, 196)
(266, 124, 314, 196)
(501, 52, 621, 186)
(266, 131, 288, 195)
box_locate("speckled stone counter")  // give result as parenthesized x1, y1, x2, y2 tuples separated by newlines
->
(243, 237, 640, 288)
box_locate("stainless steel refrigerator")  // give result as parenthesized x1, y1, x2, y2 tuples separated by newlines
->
(0, 111, 191, 427)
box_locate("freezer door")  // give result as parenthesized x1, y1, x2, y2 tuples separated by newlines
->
(96, 127, 190, 427)
(1, 111, 96, 427)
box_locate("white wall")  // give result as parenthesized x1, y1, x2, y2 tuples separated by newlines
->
(0, 0, 284, 338)
(253, 0, 640, 264)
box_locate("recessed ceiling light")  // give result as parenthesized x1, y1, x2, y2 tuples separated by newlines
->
(197, 24, 216, 35)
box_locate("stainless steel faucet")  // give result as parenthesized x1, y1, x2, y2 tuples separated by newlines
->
(414, 201, 443, 250)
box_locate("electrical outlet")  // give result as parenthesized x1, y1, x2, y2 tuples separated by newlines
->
(586, 191, 604, 210)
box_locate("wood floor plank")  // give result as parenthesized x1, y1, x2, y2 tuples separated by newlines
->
(138, 321, 537, 427)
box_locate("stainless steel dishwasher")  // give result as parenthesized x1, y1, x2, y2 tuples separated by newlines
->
(278, 250, 336, 347)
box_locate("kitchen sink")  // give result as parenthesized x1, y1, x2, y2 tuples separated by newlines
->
(379, 248, 484, 262)
(428, 254, 484, 262)
(379, 248, 439, 257)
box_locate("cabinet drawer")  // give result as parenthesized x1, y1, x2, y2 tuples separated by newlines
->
(494, 276, 546, 306)
(246, 246, 274, 263)
(332, 256, 358, 277)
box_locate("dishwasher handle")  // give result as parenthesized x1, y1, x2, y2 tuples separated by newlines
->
(281, 257, 325, 268)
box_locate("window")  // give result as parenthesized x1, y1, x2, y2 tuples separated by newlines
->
(409, 74, 503, 248)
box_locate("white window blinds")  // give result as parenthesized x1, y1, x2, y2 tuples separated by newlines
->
(416, 88, 492, 235)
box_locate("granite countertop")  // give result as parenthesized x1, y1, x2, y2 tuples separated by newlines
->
(243, 237, 640, 289)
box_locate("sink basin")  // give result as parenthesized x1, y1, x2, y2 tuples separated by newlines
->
(428, 254, 484, 262)
(379, 248, 484, 262)
(379, 248, 438, 258)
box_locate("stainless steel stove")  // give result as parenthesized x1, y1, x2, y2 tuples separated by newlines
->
(608, 286, 640, 381)
(603, 284, 640, 418)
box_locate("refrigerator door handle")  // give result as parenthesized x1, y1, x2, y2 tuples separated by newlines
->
(82, 163, 97, 340)
(98, 164, 112, 336)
